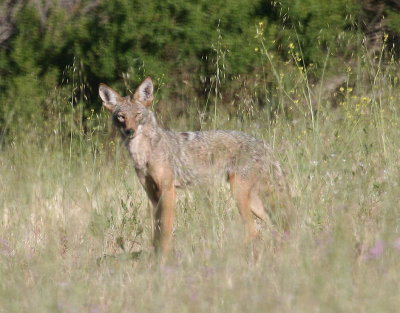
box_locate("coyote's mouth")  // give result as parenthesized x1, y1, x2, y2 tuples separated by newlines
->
(121, 129, 135, 138)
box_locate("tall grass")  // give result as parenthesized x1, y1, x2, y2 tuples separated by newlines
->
(2, 41, 400, 312)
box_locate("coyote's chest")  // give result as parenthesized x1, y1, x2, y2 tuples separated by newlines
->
(127, 134, 151, 172)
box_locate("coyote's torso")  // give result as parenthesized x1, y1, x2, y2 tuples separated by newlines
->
(127, 118, 281, 189)
(99, 77, 290, 255)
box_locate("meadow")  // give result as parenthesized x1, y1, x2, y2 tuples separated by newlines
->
(1, 35, 400, 312)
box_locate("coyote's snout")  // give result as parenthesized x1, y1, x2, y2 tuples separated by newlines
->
(99, 77, 291, 256)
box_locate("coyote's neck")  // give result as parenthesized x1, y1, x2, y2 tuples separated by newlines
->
(126, 112, 162, 173)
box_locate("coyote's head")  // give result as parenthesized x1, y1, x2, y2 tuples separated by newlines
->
(99, 77, 154, 138)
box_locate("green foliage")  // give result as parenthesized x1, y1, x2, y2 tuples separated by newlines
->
(277, 0, 360, 68)
(0, 0, 271, 138)
(1, 0, 400, 140)
(386, 8, 400, 33)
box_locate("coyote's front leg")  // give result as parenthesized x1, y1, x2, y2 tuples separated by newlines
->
(153, 184, 175, 256)
(145, 167, 176, 256)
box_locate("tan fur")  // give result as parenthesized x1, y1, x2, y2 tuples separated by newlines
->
(99, 77, 292, 256)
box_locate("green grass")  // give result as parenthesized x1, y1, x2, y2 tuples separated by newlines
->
(2, 53, 400, 312)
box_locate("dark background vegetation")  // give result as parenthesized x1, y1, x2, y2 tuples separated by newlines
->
(1, 0, 400, 139)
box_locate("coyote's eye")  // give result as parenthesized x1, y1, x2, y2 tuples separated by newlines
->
(117, 114, 125, 123)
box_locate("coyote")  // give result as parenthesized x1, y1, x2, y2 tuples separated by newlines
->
(99, 77, 291, 255)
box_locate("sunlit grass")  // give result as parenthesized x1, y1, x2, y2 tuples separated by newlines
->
(2, 51, 400, 312)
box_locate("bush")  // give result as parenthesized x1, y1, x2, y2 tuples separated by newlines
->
(1, 0, 400, 140)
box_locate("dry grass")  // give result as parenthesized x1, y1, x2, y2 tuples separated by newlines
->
(2, 50, 400, 312)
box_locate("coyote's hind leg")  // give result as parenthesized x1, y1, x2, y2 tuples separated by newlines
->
(249, 186, 270, 223)
(229, 173, 258, 241)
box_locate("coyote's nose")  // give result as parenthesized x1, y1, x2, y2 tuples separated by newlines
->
(126, 129, 135, 136)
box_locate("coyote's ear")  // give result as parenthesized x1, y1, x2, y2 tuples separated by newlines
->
(132, 77, 154, 107)
(99, 84, 121, 112)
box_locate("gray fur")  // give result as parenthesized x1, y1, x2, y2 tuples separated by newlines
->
(99, 79, 292, 253)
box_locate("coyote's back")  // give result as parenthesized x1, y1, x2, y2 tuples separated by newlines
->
(99, 77, 291, 256)
(160, 129, 286, 189)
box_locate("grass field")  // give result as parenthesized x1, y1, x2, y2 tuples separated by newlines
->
(2, 52, 400, 312)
